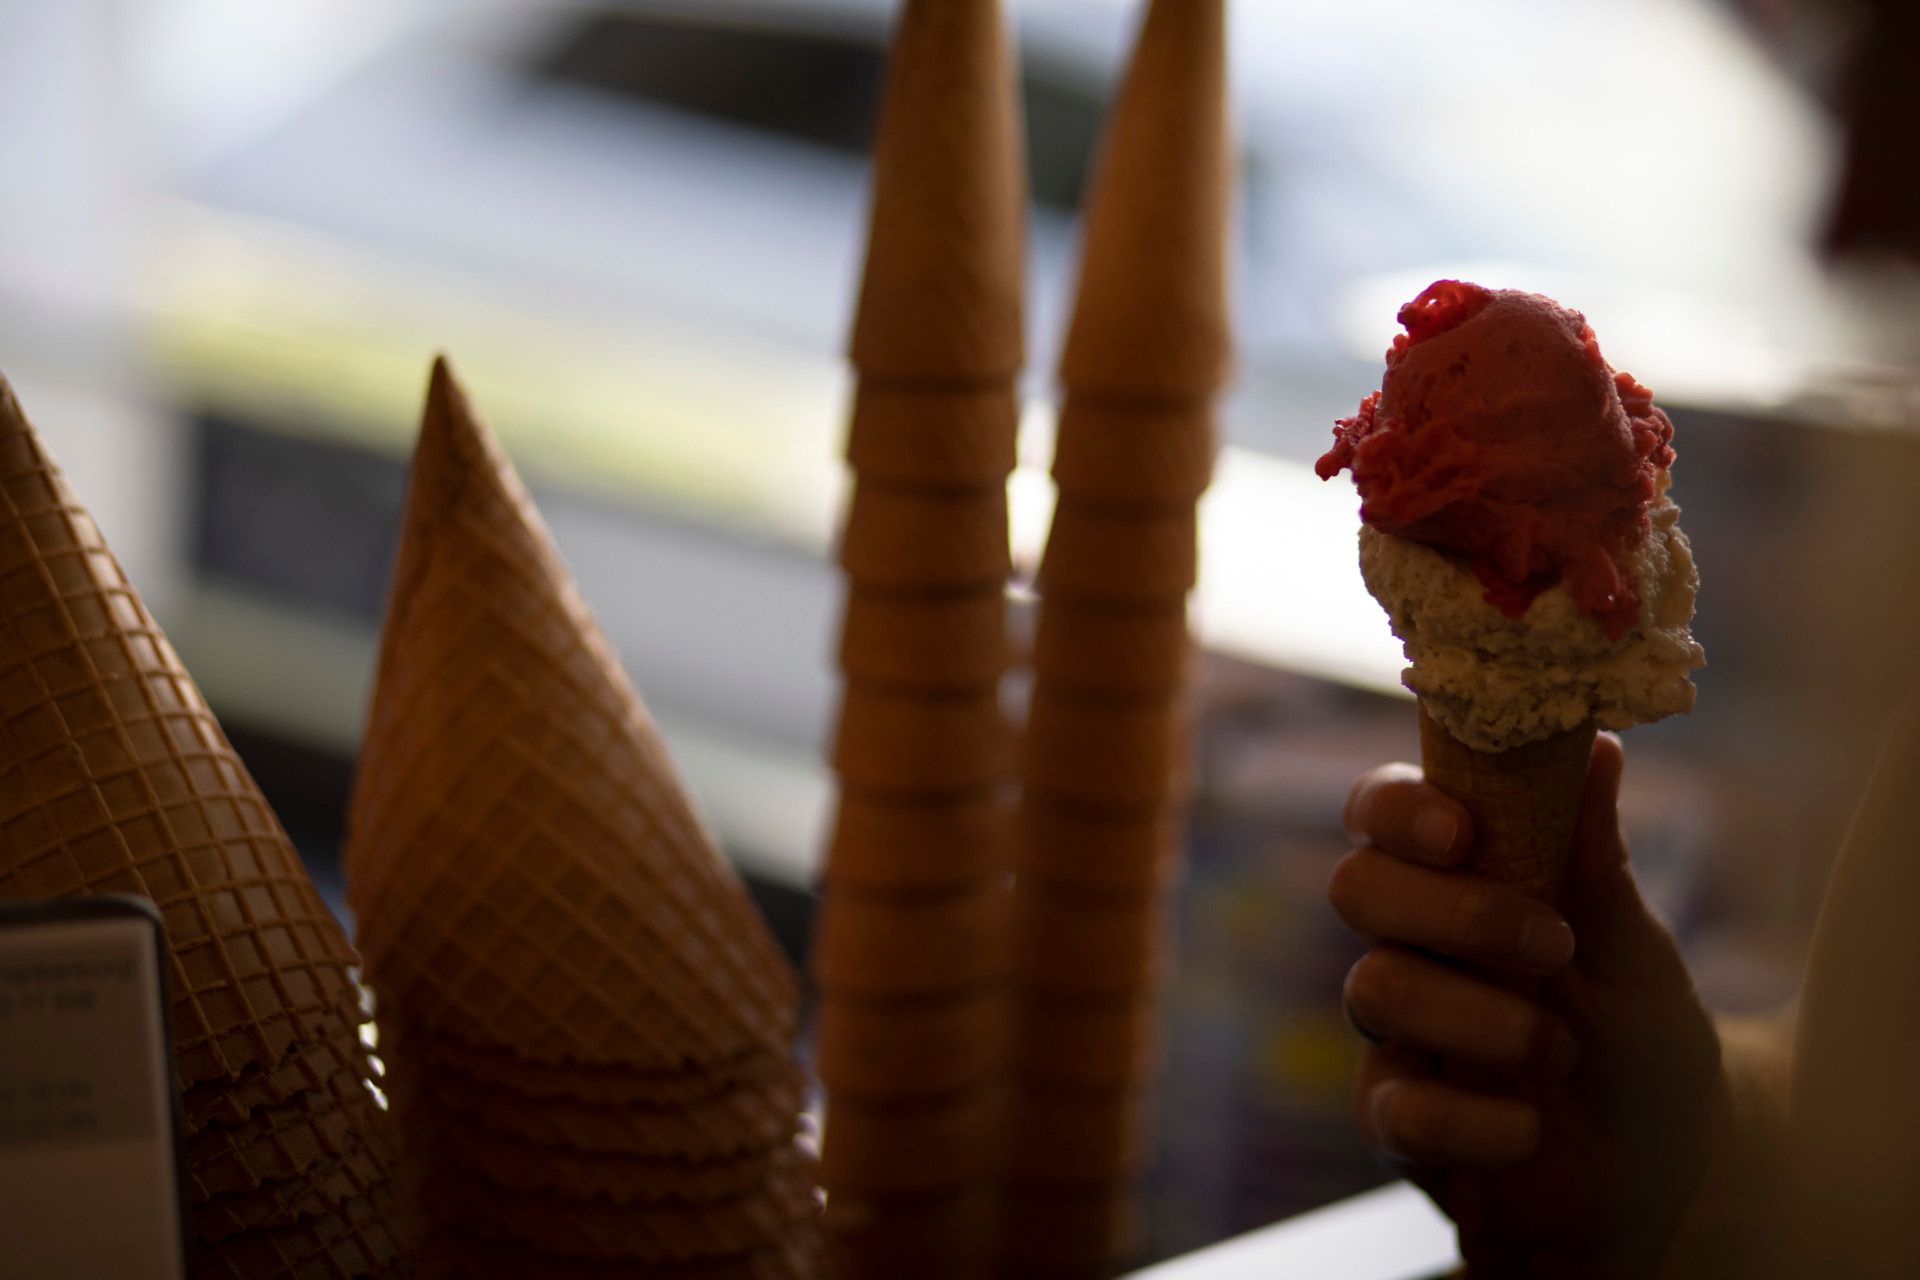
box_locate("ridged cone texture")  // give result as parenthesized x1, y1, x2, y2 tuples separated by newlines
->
(1059, 0, 1232, 401)
(1416, 703, 1596, 907)
(1005, 2, 1233, 1271)
(849, 0, 1026, 383)
(348, 359, 815, 1272)
(346, 359, 797, 1068)
(0, 377, 413, 1272)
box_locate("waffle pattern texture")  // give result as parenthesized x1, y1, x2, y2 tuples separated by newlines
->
(0, 377, 416, 1277)
(810, 2, 1026, 1275)
(1005, 0, 1231, 1273)
(344, 360, 815, 1277)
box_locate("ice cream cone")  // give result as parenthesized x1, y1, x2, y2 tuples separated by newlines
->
(1003, 1083, 1154, 1184)
(1021, 690, 1191, 812)
(429, 1228, 820, 1280)
(0, 380, 373, 1090)
(997, 1180, 1144, 1274)
(1051, 398, 1216, 507)
(830, 684, 1007, 797)
(1010, 885, 1170, 997)
(382, 1021, 806, 1159)
(837, 588, 1008, 693)
(838, 485, 1011, 591)
(822, 1185, 997, 1280)
(1416, 702, 1596, 906)
(846, 385, 1019, 489)
(1037, 500, 1198, 604)
(346, 359, 797, 1070)
(190, 1182, 411, 1280)
(820, 1087, 1004, 1195)
(183, 1068, 391, 1201)
(1010, 991, 1163, 1091)
(814, 986, 1005, 1099)
(810, 880, 1007, 998)
(849, 0, 1025, 383)
(409, 1033, 786, 1108)
(821, 791, 1006, 893)
(1030, 596, 1190, 699)
(420, 1147, 818, 1264)
(1058, 0, 1231, 401)
(1014, 803, 1180, 897)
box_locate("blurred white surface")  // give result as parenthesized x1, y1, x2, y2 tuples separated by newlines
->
(1127, 1181, 1458, 1280)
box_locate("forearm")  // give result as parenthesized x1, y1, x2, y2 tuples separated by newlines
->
(1649, 1010, 1794, 1277)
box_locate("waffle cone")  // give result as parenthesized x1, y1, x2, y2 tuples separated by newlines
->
(830, 684, 1007, 797)
(188, 1133, 396, 1243)
(1052, 398, 1216, 507)
(822, 1186, 997, 1280)
(820, 1086, 1004, 1195)
(849, 0, 1025, 382)
(997, 1181, 1144, 1272)
(814, 986, 1005, 1099)
(411, 1033, 787, 1107)
(1021, 690, 1191, 813)
(189, 1181, 411, 1280)
(429, 1229, 821, 1280)
(839, 485, 1011, 592)
(183, 1068, 391, 1201)
(1014, 802, 1180, 897)
(1011, 884, 1170, 996)
(1057, 0, 1231, 400)
(0, 380, 373, 1091)
(1031, 596, 1191, 698)
(811, 880, 1007, 998)
(821, 791, 1006, 893)
(1003, 1083, 1154, 1183)
(383, 1026, 805, 1159)
(837, 587, 1008, 693)
(1037, 500, 1197, 604)
(400, 1107, 789, 1204)
(421, 1146, 818, 1263)
(1011, 991, 1163, 1090)
(1416, 702, 1596, 906)
(846, 385, 1019, 489)
(181, 1010, 366, 1134)
(345, 359, 797, 1069)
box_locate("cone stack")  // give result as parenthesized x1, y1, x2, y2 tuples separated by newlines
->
(1004, 0, 1230, 1273)
(810, 1, 1025, 1275)
(345, 360, 816, 1278)
(0, 378, 415, 1277)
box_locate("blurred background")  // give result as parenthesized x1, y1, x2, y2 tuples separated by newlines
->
(5, 0, 1919, 1263)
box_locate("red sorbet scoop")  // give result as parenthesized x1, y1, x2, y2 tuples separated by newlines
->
(1315, 280, 1675, 639)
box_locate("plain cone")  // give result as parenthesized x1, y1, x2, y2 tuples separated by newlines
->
(1058, 0, 1231, 401)
(0, 377, 370, 1089)
(1416, 702, 1596, 907)
(345, 358, 799, 1069)
(849, 0, 1026, 383)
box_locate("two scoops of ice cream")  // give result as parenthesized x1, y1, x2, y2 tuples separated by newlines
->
(1318, 279, 1706, 756)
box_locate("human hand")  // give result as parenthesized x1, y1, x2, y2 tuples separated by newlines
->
(1329, 734, 1724, 1277)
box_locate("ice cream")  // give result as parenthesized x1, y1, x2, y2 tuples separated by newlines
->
(1320, 280, 1704, 755)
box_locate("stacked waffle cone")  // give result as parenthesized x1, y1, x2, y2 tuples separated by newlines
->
(345, 361, 817, 1278)
(0, 379, 414, 1278)
(810, 2, 1024, 1276)
(1005, 0, 1230, 1274)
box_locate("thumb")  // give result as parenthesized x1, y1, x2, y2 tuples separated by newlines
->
(1559, 734, 1688, 990)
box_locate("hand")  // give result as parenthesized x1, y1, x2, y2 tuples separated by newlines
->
(1329, 735, 1724, 1277)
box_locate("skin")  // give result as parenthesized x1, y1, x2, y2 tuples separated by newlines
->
(1330, 733, 1726, 1277)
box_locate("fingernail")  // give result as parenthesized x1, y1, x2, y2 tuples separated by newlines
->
(1518, 916, 1575, 971)
(1368, 1081, 1402, 1153)
(1410, 805, 1457, 857)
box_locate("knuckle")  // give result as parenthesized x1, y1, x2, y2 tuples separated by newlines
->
(1446, 880, 1512, 954)
(1344, 950, 1402, 1031)
(1326, 851, 1368, 921)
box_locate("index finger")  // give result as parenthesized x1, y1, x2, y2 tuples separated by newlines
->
(1343, 764, 1474, 867)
